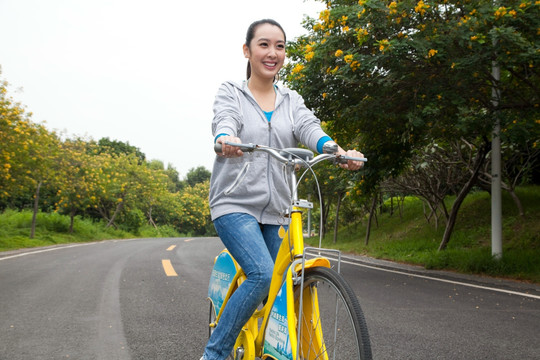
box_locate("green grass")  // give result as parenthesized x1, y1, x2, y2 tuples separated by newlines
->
(0, 210, 181, 252)
(2, 187, 539, 283)
(306, 186, 540, 283)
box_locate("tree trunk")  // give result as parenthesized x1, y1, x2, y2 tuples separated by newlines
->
(508, 188, 525, 217)
(147, 206, 158, 229)
(398, 196, 404, 221)
(106, 201, 124, 228)
(333, 193, 343, 244)
(69, 207, 76, 233)
(30, 180, 42, 239)
(365, 193, 378, 246)
(439, 142, 489, 251)
(320, 196, 330, 238)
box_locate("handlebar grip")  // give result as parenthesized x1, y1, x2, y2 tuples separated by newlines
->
(337, 155, 368, 164)
(214, 141, 257, 154)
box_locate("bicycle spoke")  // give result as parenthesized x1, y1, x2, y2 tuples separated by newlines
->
(294, 267, 372, 360)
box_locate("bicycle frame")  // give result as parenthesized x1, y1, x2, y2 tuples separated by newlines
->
(208, 144, 367, 359)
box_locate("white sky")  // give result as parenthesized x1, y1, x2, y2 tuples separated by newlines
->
(0, 0, 324, 177)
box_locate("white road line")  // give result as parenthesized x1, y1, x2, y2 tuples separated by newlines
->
(333, 257, 540, 300)
(0, 242, 97, 261)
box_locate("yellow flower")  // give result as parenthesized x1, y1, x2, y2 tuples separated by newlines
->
(378, 39, 390, 52)
(305, 51, 315, 61)
(320, 9, 330, 23)
(344, 54, 354, 64)
(414, 0, 430, 16)
(388, 1, 398, 15)
(470, 35, 478, 41)
(335, 49, 344, 57)
(358, 8, 366, 18)
(494, 7, 508, 19)
(322, 93, 328, 99)
(428, 49, 438, 58)
(292, 63, 304, 74)
(356, 28, 369, 44)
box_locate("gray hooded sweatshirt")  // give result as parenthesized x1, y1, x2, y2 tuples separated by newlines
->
(209, 80, 330, 225)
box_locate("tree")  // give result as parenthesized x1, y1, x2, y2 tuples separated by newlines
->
(0, 75, 60, 237)
(52, 138, 93, 233)
(184, 166, 211, 187)
(0, 76, 32, 209)
(97, 137, 146, 164)
(285, 0, 539, 248)
(178, 181, 210, 235)
(382, 140, 471, 229)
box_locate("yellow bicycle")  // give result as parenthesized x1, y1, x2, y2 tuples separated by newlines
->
(207, 142, 372, 360)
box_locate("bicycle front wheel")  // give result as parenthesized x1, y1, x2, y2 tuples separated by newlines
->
(294, 266, 372, 360)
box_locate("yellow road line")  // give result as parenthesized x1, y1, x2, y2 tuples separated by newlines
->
(166, 245, 177, 251)
(162, 259, 178, 277)
(184, 238, 194, 242)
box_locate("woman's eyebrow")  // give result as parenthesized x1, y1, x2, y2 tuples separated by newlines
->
(257, 37, 286, 44)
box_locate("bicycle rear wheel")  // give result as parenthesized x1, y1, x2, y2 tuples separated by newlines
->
(294, 266, 372, 360)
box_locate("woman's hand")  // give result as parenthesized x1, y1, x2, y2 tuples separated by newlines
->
(217, 136, 244, 158)
(337, 147, 365, 171)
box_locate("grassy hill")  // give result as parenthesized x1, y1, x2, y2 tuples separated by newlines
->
(306, 186, 540, 283)
(0, 210, 180, 252)
(2, 186, 538, 283)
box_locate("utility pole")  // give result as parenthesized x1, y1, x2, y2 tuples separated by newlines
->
(491, 27, 503, 260)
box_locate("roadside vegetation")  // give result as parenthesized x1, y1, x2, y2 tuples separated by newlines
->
(3, 186, 538, 284)
(0, 209, 181, 252)
(306, 186, 540, 283)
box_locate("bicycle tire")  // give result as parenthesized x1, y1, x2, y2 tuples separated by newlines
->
(294, 266, 372, 360)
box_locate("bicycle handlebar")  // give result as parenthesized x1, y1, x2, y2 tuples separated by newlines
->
(214, 141, 367, 166)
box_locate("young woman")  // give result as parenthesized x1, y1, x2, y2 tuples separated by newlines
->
(201, 19, 364, 360)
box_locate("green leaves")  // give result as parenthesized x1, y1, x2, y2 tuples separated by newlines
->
(285, 0, 539, 192)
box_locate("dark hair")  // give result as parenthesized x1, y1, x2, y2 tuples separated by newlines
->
(245, 19, 286, 80)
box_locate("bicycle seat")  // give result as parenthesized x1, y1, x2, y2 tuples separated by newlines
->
(279, 148, 314, 162)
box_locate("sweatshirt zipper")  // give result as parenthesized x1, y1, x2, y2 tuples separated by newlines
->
(259, 119, 273, 221)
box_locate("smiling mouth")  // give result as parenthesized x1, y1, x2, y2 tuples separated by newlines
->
(263, 62, 277, 68)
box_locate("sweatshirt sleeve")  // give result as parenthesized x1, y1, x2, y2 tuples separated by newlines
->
(212, 82, 243, 138)
(290, 90, 331, 152)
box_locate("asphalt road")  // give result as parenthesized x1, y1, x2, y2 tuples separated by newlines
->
(1, 237, 539, 359)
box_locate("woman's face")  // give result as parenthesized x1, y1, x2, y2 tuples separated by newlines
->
(243, 23, 286, 81)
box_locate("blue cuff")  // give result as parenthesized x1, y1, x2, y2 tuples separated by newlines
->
(316, 136, 333, 154)
(214, 133, 229, 143)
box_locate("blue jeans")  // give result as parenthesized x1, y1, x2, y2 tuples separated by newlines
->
(203, 213, 286, 360)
